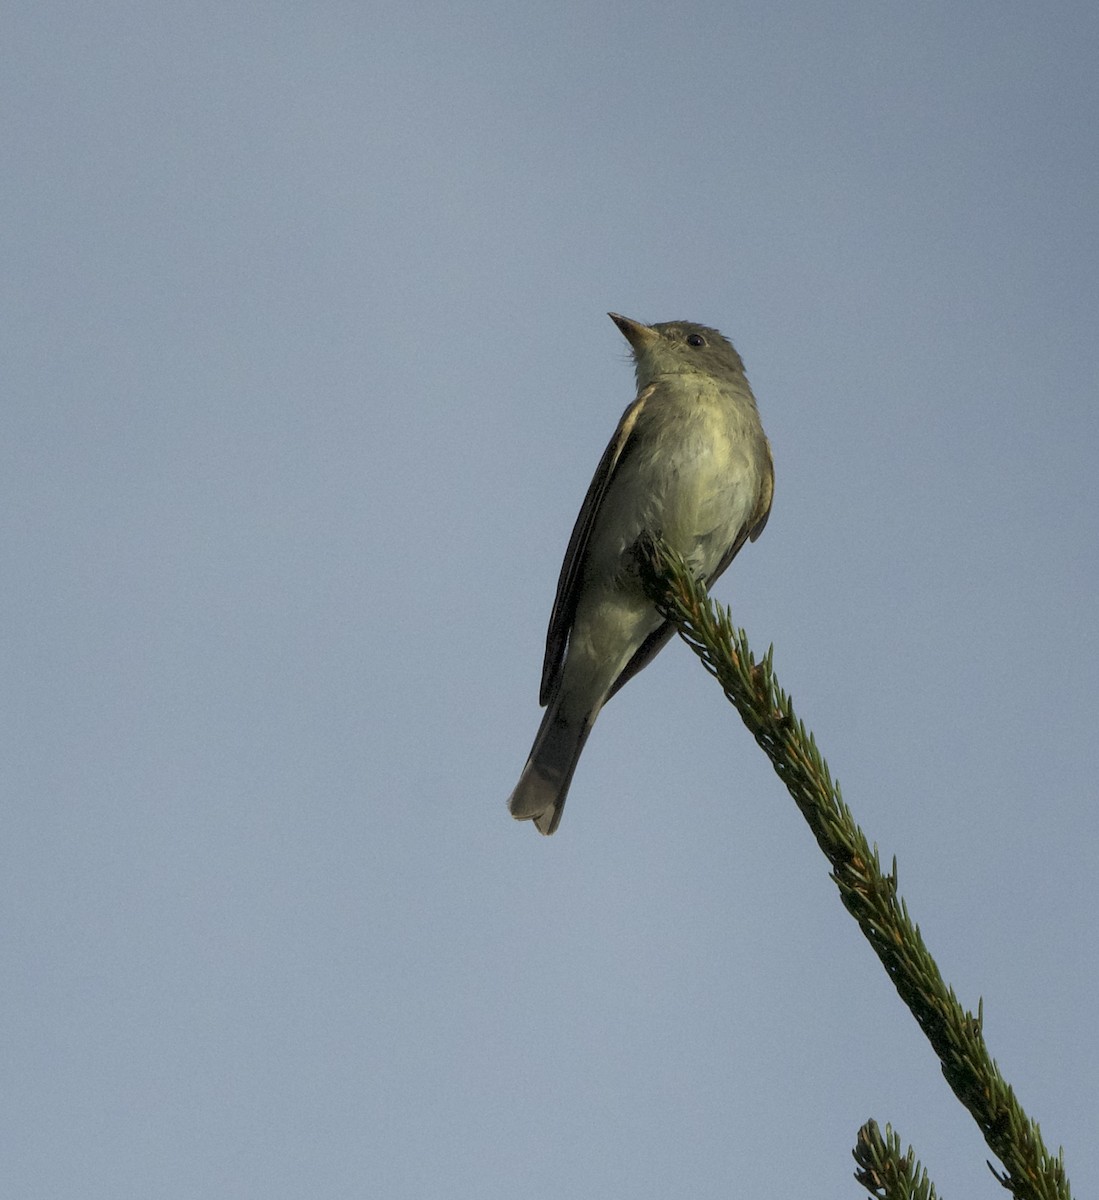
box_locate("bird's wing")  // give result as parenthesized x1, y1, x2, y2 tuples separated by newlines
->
(605, 433, 774, 702)
(539, 386, 653, 707)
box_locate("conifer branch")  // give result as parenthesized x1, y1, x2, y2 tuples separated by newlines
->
(854, 1120, 939, 1200)
(636, 537, 1072, 1200)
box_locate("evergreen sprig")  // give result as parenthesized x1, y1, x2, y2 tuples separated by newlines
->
(636, 537, 1072, 1200)
(854, 1120, 939, 1200)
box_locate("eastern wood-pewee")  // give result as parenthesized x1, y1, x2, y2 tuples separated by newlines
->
(508, 313, 774, 835)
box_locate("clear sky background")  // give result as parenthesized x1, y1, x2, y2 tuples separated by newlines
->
(4, 2, 1097, 1196)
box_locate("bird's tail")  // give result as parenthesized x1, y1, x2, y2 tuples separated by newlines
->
(507, 700, 594, 835)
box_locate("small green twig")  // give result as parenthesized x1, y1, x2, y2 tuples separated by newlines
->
(637, 537, 1071, 1200)
(854, 1120, 940, 1200)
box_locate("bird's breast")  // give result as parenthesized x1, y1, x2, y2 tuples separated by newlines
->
(588, 383, 763, 580)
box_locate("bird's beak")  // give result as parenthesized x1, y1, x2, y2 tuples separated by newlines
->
(608, 312, 659, 352)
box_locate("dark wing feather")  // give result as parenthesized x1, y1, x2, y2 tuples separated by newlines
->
(539, 388, 652, 706)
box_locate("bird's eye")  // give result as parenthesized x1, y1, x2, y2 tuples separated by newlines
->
(686, 333, 706, 347)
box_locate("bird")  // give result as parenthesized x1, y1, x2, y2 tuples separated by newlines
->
(507, 312, 773, 835)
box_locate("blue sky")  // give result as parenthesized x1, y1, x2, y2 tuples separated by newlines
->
(4, 2, 1097, 1196)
